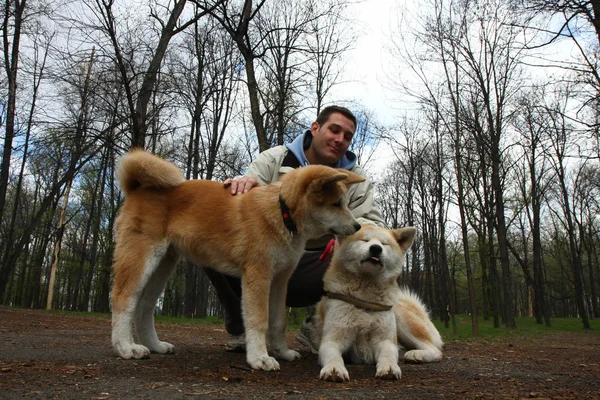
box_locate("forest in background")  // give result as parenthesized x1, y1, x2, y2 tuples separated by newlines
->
(1, 0, 599, 335)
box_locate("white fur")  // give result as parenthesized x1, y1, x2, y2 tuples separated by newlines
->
(396, 288, 443, 363)
(112, 241, 172, 359)
(316, 226, 443, 381)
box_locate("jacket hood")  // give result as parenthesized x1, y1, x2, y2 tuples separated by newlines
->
(285, 130, 357, 170)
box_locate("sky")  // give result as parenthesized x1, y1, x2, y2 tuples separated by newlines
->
(332, 0, 404, 174)
(335, 0, 399, 121)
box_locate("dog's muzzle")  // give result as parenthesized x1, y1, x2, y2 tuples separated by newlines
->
(363, 244, 383, 265)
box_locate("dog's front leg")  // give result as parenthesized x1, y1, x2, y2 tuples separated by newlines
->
(268, 268, 301, 362)
(375, 339, 402, 380)
(241, 266, 280, 371)
(319, 324, 351, 382)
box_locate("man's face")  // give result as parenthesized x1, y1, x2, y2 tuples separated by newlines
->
(309, 112, 356, 165)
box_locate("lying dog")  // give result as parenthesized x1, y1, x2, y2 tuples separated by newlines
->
(314, 225, 443, 381)
(111, 149, 364, 371)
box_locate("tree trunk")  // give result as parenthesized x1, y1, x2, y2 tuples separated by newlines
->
(455, 143, 479, 335)
(80, 152, 109, 311)
(97, 156, 118, 313)
(588, 223, 600, 318)
(133, 0, 188, 148)
(491, 134, 516, 328)
(46, 180, 73, 310)
(532, 192, 551, 326)
(0, 0, 27, 229)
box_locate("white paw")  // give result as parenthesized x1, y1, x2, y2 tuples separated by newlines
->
(116, 343, 150, 359)
(404, 348, 443, 363)
(274, 349, 301, 361)
(150, 341, 175, 354)
(320, 362, 350, 382)
(376, 363, 401, 380)
(247, 355, 280, 371)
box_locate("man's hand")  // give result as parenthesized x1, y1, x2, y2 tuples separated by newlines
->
(223, 176, 259, 195)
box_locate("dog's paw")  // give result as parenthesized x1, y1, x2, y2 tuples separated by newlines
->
(320, 363, 350, 382)
(247, 355, 280, 371)
(404, 350, 425, 363)
(376, 363, 401, 380)
(404, 349, 442, 364)
(116, 343, 150, 360)
(274, 349, 301, 361)
(150, 341, 175, 354)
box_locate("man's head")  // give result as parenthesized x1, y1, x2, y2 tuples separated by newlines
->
(305, 105, 357, 166)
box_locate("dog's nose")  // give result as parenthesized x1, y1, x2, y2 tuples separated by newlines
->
(353, 223, 361, 232)
(369, 244, 382, 257)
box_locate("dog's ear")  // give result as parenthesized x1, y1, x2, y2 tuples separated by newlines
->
(392, 227, 417, 251)
(335, 169, 366, 185)
(307, 171, 349, 194)
(305, 167, 366, 197)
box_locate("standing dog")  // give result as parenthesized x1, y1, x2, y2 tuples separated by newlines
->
(111, 149, 364, 371)
(315, 225, 443, 381)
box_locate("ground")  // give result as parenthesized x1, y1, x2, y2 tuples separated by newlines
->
(0, 307, 599, 399)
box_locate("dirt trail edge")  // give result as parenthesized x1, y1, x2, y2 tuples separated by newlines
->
(1, 306, 599, 399)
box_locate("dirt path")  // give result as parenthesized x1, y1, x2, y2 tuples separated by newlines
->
(1, 306, 599, 399)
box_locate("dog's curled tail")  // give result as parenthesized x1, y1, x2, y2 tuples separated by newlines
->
(117, 149, 185, 196)
(397, 287, 444, 351)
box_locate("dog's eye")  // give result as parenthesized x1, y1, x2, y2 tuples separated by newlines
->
(332, 201, 342, 207)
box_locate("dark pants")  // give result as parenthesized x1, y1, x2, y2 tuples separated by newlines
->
(203, 250, 328, 335)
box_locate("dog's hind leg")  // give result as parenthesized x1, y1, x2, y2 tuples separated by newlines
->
(241, 264, 280, 371)
(111, 241, 169, 359)
(135, 245, 179, 354)
(268, 267, 301, 362)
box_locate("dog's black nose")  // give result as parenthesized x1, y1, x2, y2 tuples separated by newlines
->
(369, 244, 382, 257)
(353, 223, 361, 232)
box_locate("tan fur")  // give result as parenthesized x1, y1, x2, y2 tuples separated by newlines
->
(397, 300, 431, 344)
(394, 289, 443, 363)
(315, 225, 443, 382)
(111, 149, 364, 371)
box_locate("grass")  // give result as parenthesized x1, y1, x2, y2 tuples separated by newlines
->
(433, 314, 599, 344)
(45, 309, 111, 319)
(155, 314, 224, 325)
(36, 307, 599, 343)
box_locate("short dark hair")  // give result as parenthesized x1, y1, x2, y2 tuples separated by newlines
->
(315, 105, 357, 129)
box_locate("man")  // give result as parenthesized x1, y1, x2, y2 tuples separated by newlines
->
(204, 105, 386, 353)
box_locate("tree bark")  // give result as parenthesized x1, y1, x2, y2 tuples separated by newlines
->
(46, 179, 73, 310)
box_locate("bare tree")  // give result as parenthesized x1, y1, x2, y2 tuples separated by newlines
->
(348, 106, 383, 170)
(511, 87, 554, 326)
(81, 0, 218, 149)
(543, 83, 591, 328)
(303, 2, 353, 114)
(199, 0, 353, 151)
(256, 0, 310, 146)
(2, 26, 52, 305)
(523, 0, 600, 91)
(0, 0, 27, 236)
(46, 48, 96, 310)
(196, 0, 272, 151)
